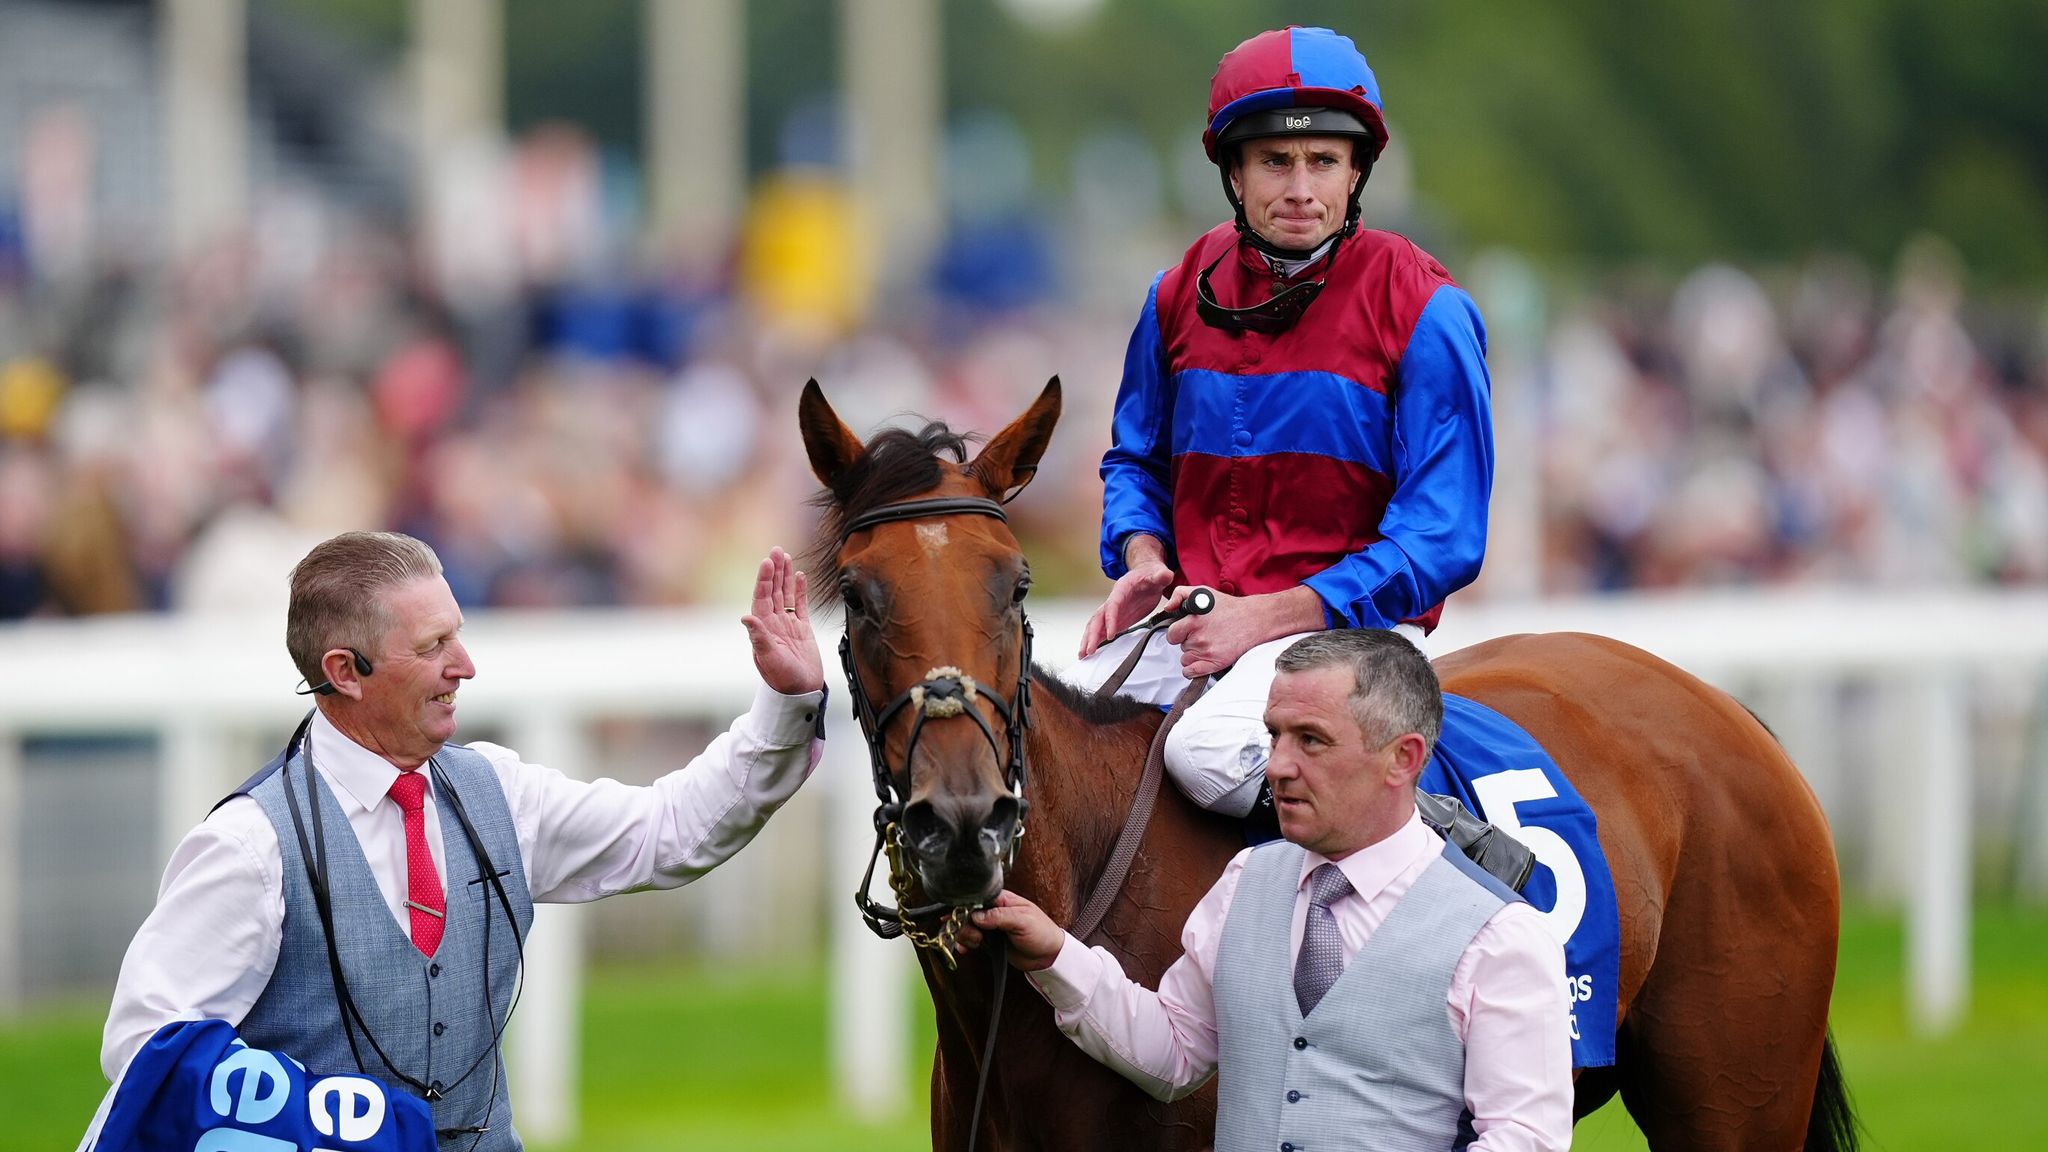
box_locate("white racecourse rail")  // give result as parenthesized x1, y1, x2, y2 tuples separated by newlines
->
(2, 587, 2042, 1141)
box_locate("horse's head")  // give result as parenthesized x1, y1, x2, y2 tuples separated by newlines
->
(802, 377, 1061, 907)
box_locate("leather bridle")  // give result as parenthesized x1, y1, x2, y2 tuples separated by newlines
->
(838, 496, 1035, 952)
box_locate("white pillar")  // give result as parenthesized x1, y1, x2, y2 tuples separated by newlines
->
(843, 0, 942, 294)
(412, 0, 504, 224)
(2017, 666, 2048, 900)
(1908, 669, 1970, 1035)
(161, 722, 230, 865)
(504, 712, 585, 1144)
(829, 706, 911, 1119)
(0, 732, 20, 1012)
(161, 0, 248, 260)
(647, 0, 744, 269)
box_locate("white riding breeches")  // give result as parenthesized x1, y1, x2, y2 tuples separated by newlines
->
(1060, 623, 1431, 818)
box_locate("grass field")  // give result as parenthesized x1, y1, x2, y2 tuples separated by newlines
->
(9, 903, 2044, 1151)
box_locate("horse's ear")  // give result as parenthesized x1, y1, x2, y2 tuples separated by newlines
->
(971, 376, 1062, 503)
(799, 378, 866, 490)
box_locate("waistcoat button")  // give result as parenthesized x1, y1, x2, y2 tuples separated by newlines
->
(1292, 1036, 1307, 1050)
(1281, 1143, 1294, 1152)
(433, 1022, 446, 1037)
(430, 1079, 444, 1094)
(1287, 1089, 1301, 1103)
(429, 963, 441, 978)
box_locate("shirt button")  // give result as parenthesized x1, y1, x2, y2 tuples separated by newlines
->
(1222, 581, 1241, 595)
(1287, 1090, 1301, 1103)
(433, 1022, 446, 1037)
(1292, 1036, 1307, 1050)
(429, 963, 441, 978)
(1233, 429, 1253, 449)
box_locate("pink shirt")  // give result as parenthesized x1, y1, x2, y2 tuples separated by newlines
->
(1027, 811, 1574, 1152)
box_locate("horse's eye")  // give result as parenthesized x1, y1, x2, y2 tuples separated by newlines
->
(1011, 578, 1032, 606)
(840, 578, 865, 614)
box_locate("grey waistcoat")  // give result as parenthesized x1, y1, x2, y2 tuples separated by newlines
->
(1213, 838, 1514, 1152)
(239, 738, 535, 1151)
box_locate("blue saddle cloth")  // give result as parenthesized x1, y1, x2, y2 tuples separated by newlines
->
(1422, 694, 1620, 1068)
(91, 1019, 435, 1152)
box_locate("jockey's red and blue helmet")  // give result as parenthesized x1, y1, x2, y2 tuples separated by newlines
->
(1204, 26, 1387, 256)
(1204, 25, 1388, 163)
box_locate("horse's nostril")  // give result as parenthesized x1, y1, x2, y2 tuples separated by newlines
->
(980, 795, 1021, 852)
(901, 800, 951, 857)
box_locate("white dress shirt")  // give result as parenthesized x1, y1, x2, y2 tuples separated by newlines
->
(98, 682, 824, 1083)
(1027, 811, 1575, 1152)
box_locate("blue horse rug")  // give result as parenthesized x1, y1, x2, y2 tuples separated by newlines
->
(87, 1019, 435, 1152)
(1422, 693, 1620, 1068)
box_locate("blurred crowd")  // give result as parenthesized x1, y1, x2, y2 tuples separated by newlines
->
(1540, 242, 2048, 593)
(2, 164, 2045, 622)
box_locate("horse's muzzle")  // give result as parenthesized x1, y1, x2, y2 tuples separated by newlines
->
(901, 792, 1019, 905)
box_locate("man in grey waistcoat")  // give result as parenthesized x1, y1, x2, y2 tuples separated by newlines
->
(969, 629, 1574, 1150)
(89, 531, 827, 1150)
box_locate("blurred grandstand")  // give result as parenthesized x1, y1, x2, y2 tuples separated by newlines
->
(2, 1, 2042, 629)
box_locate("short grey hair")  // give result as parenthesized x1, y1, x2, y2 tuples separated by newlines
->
(1274, 629, 1442, 752)
(286, 531, 442, 683)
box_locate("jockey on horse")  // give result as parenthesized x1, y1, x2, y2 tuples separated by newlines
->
(1065, 26, 1508, 860)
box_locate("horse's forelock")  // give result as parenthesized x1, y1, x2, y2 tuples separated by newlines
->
(803, 420, 982, 607)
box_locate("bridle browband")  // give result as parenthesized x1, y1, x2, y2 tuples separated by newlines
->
(838, 496, 1035, 954)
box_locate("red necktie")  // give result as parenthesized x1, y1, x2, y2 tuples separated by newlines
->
(387, 772, 445, 956)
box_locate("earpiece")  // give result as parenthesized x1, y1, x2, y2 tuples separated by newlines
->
(296, 648, 375, 697)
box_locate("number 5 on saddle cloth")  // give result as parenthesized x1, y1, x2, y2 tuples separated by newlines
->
(1422, 695, 1621, 1069)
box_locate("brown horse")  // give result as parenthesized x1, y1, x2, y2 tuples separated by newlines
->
(800, 377, 1855, 1152)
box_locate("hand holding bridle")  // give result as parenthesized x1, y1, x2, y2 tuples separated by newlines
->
(959, 890, 1065, 971)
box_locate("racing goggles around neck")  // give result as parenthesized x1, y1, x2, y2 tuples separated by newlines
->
(1194, 246, 1330, 334)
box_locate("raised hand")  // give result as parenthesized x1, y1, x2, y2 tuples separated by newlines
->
(741, 547, 826, 696)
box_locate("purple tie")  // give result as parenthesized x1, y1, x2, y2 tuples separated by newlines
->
(1293, 863, 1353, 1016)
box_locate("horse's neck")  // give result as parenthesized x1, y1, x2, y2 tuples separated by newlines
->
(1014, 677, 1165, 929)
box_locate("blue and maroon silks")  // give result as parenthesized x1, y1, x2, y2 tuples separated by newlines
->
(1099, 222, 1494, 634)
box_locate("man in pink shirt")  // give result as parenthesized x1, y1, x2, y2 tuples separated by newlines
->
(968, 629, 1574, 1150)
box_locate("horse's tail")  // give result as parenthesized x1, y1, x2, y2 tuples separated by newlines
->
(1804, 1029, 1859, 1152)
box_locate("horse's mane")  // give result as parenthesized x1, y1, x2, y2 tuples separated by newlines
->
(805, 420, 979, 606)
(1028, 667, 1161, 727)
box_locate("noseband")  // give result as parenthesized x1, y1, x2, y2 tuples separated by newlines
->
(839, 496, 1034, 962)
